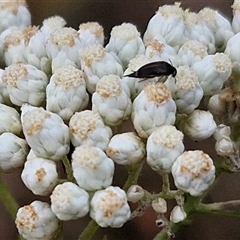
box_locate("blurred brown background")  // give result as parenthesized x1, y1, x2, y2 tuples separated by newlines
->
(1, 0, 240, 240)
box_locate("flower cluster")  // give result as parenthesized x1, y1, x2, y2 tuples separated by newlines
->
(1, 1, 240, 239)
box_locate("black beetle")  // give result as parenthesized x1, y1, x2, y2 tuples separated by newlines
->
(124, 61, 177, 80)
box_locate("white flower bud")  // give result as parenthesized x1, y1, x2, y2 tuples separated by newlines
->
(46, 27, 84, 72)
(72, 145, 114, 191)
(25, 26, 51, 74)
(208, 94, 227, 116)
(0, 103, 22, 135)
(122, 55, 158, 100)
(40, 16, 66, 39)
(170, 205, 187, 223)
(224, 32, 240, 75)
(80, 44, 123, 93)
(92, 74, 132, 127)
(152, 198, 167, 213)
(165, 66, 203, 114)
(215, 137, 234, 156)
(21, 104, 70, 161)
(198, 8, 234, 51)
(177, 110, 217, 141)
(78, 22, 104, 46)
(69, 110, 112, 150)
(144, 3, 185, 50)
(126, 185, 144, 203)
(171, 150, 215, 196)
(184, 11, 216, 54)
(90, 186, 131, 228)
(106, 132, 145, 165)
(15, 201, 59, 240)
(145, 39, 178, 64)
(232, 0, 240, 33)
(0, 132, 29, 171)
(178, 40, 208, 67)
(213, 124, 231, 141)
(50, 182, 89, 221)
(2, 26, 27, 65)
(0, 1, 31, 34)
(105, 23, 145, 68)
(147, 125, 184, 172)
(21, 158, 58, 196)
(46, 65, 89, 122)
(132, 82, 176, 138)
(192, 53, 232, 95)
(2, 62, 48, 107)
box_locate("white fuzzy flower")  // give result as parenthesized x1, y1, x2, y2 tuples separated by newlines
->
(21, 104, 70, 161)
(2, 26, 27, 65)
(177, 110, 217, 141)
(0, 132, 29, 171)
(50, 182, 89, 221)
(2, 62, 48, 107)
(171, 150, 215, 196)
(224, 32, 240, 75)
(78, 21, 104, 46)
(143, 3, 185, 50)
(232, 0, 240, 33)
(105, 23, 145, 68)
(106, 132, 145, 165)
(71, 145, 114, 191)
(170, 205, 187, 223)
(213, 124, 231, 141)
(184, 11, 216, 54)
(144, 39, 179, 65)
(69, 110, 112, 150)
(0, 1, 31, 34)
(132, 82, 176, 138)
(46, 27, 84, 72)
(126, 185, 144, 203)
(122, 55, 158, 100)
(46, 65, 89, 122)
(152, 198, 167, 213)
(198, 8, 234, 51)
(178, 40, 208, 66)
(40, 16, 66, 39)
(146, 125, 184, 172)
(208, 94, 227, 116)
(21, 158, 58, 196)
(92, 74, 132, 127)
(192, 53, 232, 95)
(80, 43, 123, 93)
(165, 66, 203, 114)
(0, 103, 22, 135)
(90, 186, 131, 228)
(215, 137, 234, 156)
(15, 201, 59, 240)
(25, 26, 51, 75)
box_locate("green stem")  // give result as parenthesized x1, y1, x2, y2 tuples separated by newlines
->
(61, 155, 76, 183)
(0, 175, 19, 220)
(78, 220, 99, 240)
(159, 172, 170, 194)
(123, 162, 144, 191)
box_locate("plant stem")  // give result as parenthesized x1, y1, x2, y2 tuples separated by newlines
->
(61, 155, 76, 183)
(78, 220, 99, 240)
(123, 162, 144, 191)
(0, 175, 19, 220)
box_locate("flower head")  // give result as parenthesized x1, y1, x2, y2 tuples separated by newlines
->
(90, 186, 131, 228)
(71, 145, 114, 191)
(15, 200, 59, 240)
(171, 150, 215, 196)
